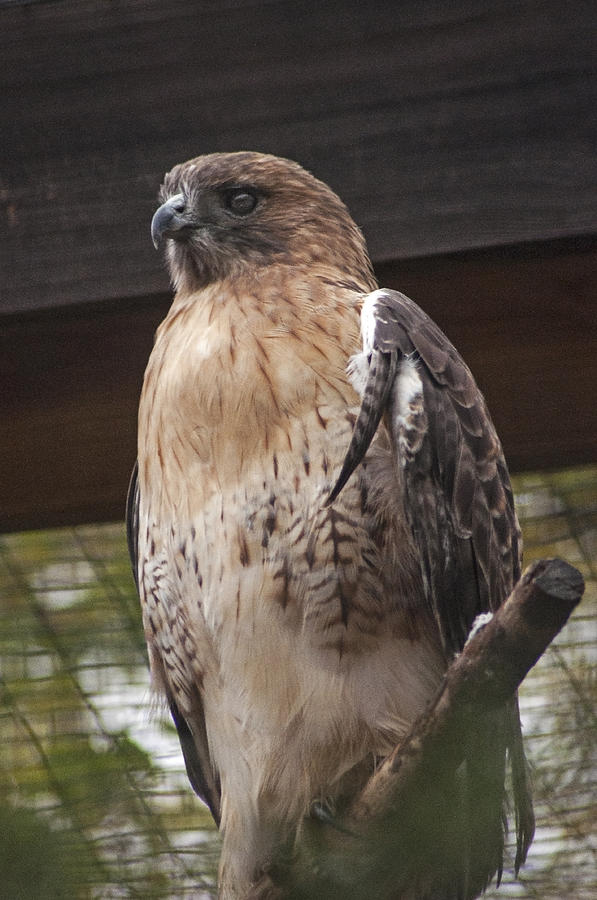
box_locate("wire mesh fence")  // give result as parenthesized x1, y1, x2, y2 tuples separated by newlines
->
(1, 466, 595, 898)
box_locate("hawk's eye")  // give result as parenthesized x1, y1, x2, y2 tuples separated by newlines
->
(223, 188, 258, 217)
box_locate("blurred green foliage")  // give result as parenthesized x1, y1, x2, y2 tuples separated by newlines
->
(0, 467, 595, 898)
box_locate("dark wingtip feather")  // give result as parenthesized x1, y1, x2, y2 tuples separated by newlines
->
(510, 700, 536, 873)
(325, 350, 397, 505)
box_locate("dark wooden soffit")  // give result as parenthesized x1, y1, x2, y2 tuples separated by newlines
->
(1, 0, 595, 315)
(2, 237, 596, 534)
(1, 0, 595, 532)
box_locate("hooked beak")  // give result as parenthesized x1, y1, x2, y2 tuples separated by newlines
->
(151, 194, 188, 248)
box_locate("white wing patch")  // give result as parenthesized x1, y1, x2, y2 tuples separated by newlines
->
(395, 357, 423, 422)
(465, 611, 494, 646)
(394, 356, 425, 460)
(348, 293, 426, 464)
(347, 290, 393, 395)
(360, 289, 389, 353)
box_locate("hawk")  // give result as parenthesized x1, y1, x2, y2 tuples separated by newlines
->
(127, 152, 533, 898)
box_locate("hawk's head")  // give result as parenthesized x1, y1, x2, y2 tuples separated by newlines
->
(151, 152, 374, 294)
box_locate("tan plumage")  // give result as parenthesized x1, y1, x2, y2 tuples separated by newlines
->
(127, 152, 533, 898)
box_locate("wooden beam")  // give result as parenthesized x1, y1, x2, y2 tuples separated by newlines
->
(2, 238, 595, 533)
(1, 1, 595, 531)
(1, 0, 595, 314)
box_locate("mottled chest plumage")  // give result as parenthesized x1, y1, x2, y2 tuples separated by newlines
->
(139, 413, 424, 664)
(136, 273, 433, 674)
(128, 151, 531, 898)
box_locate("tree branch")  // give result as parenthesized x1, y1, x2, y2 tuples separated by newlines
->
(259, 558, 584, 899)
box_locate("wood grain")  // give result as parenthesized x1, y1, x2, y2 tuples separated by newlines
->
(1, 0, 595, 314)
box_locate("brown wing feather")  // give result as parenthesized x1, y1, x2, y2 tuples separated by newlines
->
(329, 289, 521, 651)
(389, 295, 520, 651)
(126, 464, 221, 825)
(328, 289, 533, 884)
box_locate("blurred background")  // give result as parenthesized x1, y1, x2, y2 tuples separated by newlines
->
(1, 468, 595, 898)
(1, 1, 595, 897)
